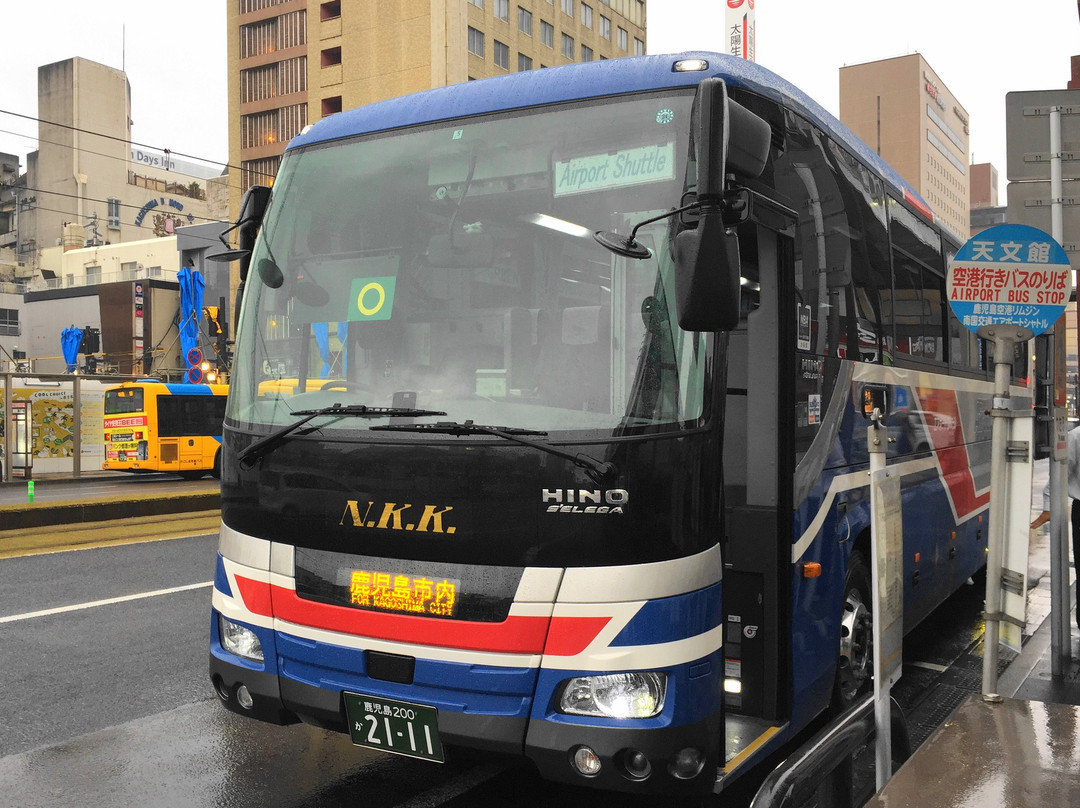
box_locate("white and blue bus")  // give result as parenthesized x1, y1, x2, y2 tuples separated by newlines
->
(209, 52, 1020, 795)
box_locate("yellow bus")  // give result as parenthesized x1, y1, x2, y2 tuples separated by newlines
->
(102, 380, 228, 479)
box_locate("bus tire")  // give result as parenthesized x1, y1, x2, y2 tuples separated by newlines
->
(833, 550, 873, 709)
(211, 449, 221, 479)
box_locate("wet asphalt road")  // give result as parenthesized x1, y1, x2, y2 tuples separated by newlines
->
(0, 525, 996, 807)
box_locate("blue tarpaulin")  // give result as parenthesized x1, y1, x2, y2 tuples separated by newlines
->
(313, 322, 348, 378)
(177, 267, 205, 381)
(60, 326, 83, 373)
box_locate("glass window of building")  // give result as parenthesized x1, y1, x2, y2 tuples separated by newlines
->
(581, 3, 593, 27)
(540, 20, 554, 47)
(468, 26, 485, 57)
(561, 0, 573, 15)
(581, 44, 593, 61)
(617, 26, 628, 50)
(561, 32, 574, 59)
(518, 52, 533, 71)
(600, 15, 611, 39)
(518, 6, 532, 34)
(494, 39, 509, 69)
(495, 0, 509, 21)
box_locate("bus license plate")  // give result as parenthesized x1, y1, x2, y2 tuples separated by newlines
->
(343, 693, 444, 763)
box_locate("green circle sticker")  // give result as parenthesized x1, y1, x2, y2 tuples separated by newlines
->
(348, 276, 397, 321)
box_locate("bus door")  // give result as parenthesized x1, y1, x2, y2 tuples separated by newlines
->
(722, 199, 796, 731)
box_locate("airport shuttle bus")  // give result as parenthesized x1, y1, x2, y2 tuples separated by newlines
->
(103, 380, 228, 479)
(209, 53, 1020, 794)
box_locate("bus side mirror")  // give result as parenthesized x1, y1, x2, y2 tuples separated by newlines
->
(237, 185, 273, 283)
(673, 78, 770, 332)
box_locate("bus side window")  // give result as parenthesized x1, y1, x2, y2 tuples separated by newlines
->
(887, 198, 947, 366)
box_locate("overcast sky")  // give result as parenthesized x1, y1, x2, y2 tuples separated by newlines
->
(2, 1, 1078, 203)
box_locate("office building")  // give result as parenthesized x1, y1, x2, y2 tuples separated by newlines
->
(227, 0, 648, 199)
(839, 53, 970, 241)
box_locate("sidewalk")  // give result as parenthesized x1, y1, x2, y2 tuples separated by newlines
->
(863, 458, 1080, 807)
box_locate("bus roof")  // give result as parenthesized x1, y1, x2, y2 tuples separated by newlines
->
(110, 380, 228, 396)
(287, 51, 931, 224)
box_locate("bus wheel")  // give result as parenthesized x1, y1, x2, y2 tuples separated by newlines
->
(211, 449, 221, 479)
(834, 550, 873, 708)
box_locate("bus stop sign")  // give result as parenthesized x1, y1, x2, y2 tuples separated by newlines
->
(947, 223, 1071, 336)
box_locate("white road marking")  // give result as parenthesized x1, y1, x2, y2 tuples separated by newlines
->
(0, 581, 214, 624)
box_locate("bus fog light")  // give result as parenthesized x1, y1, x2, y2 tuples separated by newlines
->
(622, 749, 652, 779)
(559, 672, 667, 718)
(219, 616, 264, 662)
(571, 745, 602, 776)
(236, 684, 254, 710)
(668, 747, 705, 780)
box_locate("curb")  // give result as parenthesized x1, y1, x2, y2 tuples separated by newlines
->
(0, 492, 221, 530)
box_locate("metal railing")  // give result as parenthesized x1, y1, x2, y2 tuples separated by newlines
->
(748, 695, 910, 808)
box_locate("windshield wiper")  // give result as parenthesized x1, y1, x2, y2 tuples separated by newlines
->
(370, 420, 617, 483)
(238, 404, 446, 469)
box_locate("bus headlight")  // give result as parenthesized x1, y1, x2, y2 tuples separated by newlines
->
(558, 672, 667, 718)
(219, 616, 264, 663)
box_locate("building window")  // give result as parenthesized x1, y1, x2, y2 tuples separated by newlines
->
(495, 0, 509, 21)
(242, 157, 280, 190)
(121, 261, 138, 281)
(278, 10, 307, 49)
(581, 3, 593, 28)
(540, 20, 554, 47)
(494, 40, 509, 69)
(468, 26, 485, 57)
(518, 53, 533, 71)
(239, 18, 277, 59)
(279, 56, 307, 95)
(0, 308, 20, 336)
(518, 6, 532, 35)
(617, 26, 627, 50)
(561, 32, 574, 59)
(600, 15, 610, 39)
(581, 44, 593, 61)
(634, 37, 645, 56)
(107, 198, 121, 229)
(320, 1, 340, 20)
(561, 0, 573, 15)
(322, 96, 342, 116)
(468, 0, 482, 6)
(321, 46, 341, 67)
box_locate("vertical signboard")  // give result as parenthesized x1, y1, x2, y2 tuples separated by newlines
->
(725, 0, 756, 62)
(134, 282, 145, 371)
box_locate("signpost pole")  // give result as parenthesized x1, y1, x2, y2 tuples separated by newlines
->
(867, 408, 900, 789)
(1049, 107, 1073, 673)
(980, 328, 1028, 700)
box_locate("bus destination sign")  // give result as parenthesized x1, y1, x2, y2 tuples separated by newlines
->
(947, 223, 1072, 337)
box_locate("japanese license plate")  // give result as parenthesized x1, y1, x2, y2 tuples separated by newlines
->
(343, 693, 444, 763)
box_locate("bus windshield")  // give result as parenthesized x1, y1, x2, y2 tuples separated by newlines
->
(228, 90, 709, 436)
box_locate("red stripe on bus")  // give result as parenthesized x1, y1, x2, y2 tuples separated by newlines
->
(235, 576, 557, 653)
(916, 388, 990, 518)
(234, 575, 274, 616)
(543, 616, 612, 656)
